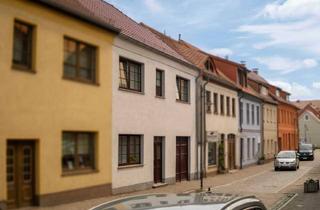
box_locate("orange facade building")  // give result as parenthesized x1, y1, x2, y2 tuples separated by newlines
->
(268, 85, 299, 151)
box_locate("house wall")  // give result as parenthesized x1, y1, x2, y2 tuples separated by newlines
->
(0, 0, 115, 206)
(112, 37, 198, 194)
(263, 103, 278, 159)
(205, 82, 239, 173)
(299, 111, 320, 147)
(239, 97, 262, 166)
(278, 104, 299, 151)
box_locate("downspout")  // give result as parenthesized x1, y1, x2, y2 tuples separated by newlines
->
(200, 80, 208, 189)
(238, 91, 244, 169)
(195, 70, 202, 181)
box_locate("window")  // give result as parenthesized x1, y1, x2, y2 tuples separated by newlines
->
(251, 104, 255, 125)
(206, 91, 212, 113)
(247, 138, 250, 159)
(13, 20, 34, 70)
(257, 106, 260, 125)
(208, 142, 217, 166)
(252, 138, 255, 157)
(176, 76, 190, 103)
(246, 103, 250, 124)
(118, 135, 142, 166)
(220, 95, 224, 115)
(205, 60, 214, 71)
(261, 86, 268, 95)
(305, 114, 309, 121)
(213, 93, 218, 114)
(232, 98, 236, 117)
(64, 38, 96, 83)
(62, 132, 95, 172)
(276, 89, 280, 97)
(119, 57, 143, 92)
(156, 69, 164, 97)
(226, 97, 230, 116)
(240, 102, 243, 125)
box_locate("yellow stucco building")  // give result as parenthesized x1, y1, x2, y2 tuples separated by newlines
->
(0, 1, 118, 209)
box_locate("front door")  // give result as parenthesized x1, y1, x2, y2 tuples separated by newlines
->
(176, 137, 189, 182)
(154, 137, 163, 183)
(7, 141, 35, 209)
(228, 136, 236, 170)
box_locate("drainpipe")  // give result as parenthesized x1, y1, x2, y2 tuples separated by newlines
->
(261, 103, 264, 160)
(238, 92, 244, 169)
(201, 79, 209, 189)
(195, 70, 202, 181)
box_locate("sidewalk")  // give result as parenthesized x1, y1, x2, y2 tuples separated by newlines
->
(20, 162, 274, 210)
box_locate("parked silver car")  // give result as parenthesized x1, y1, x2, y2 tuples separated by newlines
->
(274, 150, 300, 171)
(90, 192, 266, 210)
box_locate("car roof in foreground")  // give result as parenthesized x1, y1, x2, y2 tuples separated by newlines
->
(89, 192, 264, 210)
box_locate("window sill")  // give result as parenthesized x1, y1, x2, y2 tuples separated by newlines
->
(62, 169, 99, 177)
(118, 164, 144, 169)
(119, 87, 144, 95)
(155, 95, 165, 99)
(176, 99, 190, 105)
(12, 64, 36, 74)
(63, 76, 100, 86)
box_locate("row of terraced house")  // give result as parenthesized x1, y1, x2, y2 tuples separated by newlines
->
(0, 0, 300, 209)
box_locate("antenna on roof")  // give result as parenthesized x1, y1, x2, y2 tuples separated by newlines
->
(240, 60, 246, 67)
(252, 68, 259, 74)
(178, 33, 181, 40)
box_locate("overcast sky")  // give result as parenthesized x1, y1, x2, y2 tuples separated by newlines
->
(107, 0, 320, 100)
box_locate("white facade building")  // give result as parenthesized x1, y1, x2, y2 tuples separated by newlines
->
(112, 37, 198, 194)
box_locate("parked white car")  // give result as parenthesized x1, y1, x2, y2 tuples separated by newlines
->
(274, 150, 300, 171)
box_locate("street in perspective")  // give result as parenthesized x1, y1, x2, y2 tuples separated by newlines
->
(1, 0, 320, 210)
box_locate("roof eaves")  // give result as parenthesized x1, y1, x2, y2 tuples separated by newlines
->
(33, 0, 121, 34)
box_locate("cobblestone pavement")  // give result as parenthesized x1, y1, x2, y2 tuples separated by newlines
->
(18, 150, 320, 210)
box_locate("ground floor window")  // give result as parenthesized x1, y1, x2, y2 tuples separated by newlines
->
(247, 138, 250, 159)
(252, 138, 256, 157)
(62, 131, 95, 172)
(118, 135, 142, 166)
(208, 142, 217, 166)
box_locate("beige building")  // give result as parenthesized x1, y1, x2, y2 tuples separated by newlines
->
(0, 1, 118, 209)
(248, 71, 278, 160)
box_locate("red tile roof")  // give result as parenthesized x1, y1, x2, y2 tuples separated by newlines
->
(35, 0, 192, 67)
(299, 103, 320, 120)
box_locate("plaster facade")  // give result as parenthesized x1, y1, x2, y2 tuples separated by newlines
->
(299, 111, 320, 147)
(263, 103, 278, 159)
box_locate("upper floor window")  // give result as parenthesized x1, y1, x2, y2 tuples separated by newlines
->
(257, 106, 260, 125)
(119, 57, 143, 92)
(276, 89, 280, 97)
(226, 96, 230, 116)
(220, 95, 225, 115)
(206, 91, 212, 113)
(232, 98, 236, 117)
(246, 103, 250, 124)
(13, 20, 34, 71)
(305, 114, 309, 121)
(213, 93, 218, 114)
(251, 104, 255, 125)
(156, 69, 165, 97)
(64, 37, 96, 83)
(240, 102, 243, 125)
(176, 76, 190, 103)
(62, 131, 95, 173)
(261, 86, 268, 96)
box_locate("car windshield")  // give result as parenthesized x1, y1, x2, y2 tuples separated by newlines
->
(300, 144, 312, 150)
(277, 152, 296, 158)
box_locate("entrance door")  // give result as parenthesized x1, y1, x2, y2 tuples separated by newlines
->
(228, 135, 236, 170)
(7, 141, 35, 209)
(176, 137, 189, 182)
(154, 137, 163, 183)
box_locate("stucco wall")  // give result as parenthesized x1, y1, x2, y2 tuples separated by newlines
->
(299, 111, 320, 147)
(205, 82, 239, 170)
(278, 104, 298, 151)
(240, 97, 261, 166)
(0, 0, 114, 200)
(263, 103, 278, 159)
(112, 38, 198, 192)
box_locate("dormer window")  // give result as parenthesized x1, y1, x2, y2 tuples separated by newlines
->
(205, 59, 214, 72)
(238, 69, 247, 87)
(276, 89, 280, 97)
(261, 86, 268, 96)
(286, 95, 290, 101)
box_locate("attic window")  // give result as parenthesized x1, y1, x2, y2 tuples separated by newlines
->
(305, 115, 309, 121)
(276, 89, 280, 97)
(205, 60, 214, 72)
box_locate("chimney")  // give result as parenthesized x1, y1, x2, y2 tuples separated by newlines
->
(240, 60, 246, 67)
(225, 55, 229, 60)
(252, 68, 259, 74)
(178, 33, 181, 40)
